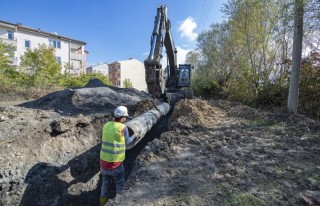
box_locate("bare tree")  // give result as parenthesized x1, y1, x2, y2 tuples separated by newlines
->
(287, 0, 305, 114)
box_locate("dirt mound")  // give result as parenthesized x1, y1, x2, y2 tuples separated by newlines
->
(20, 79, 152, 116)
(168, 98, 215, 130)
(84, 78, 109, 88)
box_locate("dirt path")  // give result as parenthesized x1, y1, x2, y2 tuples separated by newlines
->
(116, 99, 320, 206)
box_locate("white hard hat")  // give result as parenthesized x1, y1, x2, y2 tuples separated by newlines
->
(114, 106, 129, 117)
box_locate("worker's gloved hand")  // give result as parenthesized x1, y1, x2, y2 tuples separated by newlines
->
(126, 137, 137, 149)
(127, 136, 135, 144)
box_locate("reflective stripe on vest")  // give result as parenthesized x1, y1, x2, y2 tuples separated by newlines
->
(100, 122, 126, 162)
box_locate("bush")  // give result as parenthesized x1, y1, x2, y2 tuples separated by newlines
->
(256, 82, 288, 107)
(298, 52, 320, 119)
(191, 67, 223, 98)
(223, 78, 258, 104)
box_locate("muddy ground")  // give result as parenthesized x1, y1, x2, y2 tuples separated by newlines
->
(0, 79, 320, 205)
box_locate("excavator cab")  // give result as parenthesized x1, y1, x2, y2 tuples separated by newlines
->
(178, 64, 191, 87)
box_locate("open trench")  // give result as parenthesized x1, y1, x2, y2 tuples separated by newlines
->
(17, 109, 171, 206)
(125, 110, 170, 178)
(79, 112, 171, 205)
(0, 81, 177, 206)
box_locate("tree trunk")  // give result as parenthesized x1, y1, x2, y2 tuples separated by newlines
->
(287, 0, 304, 114)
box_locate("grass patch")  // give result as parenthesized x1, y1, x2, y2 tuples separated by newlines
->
(231, 193, 266, 206)
(174, 186, 194, 205)
(242, 116, 278, 128)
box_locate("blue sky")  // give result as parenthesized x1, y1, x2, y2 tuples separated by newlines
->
(1, 0, 227, 66)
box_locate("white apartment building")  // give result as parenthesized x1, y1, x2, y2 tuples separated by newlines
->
(0, 20, 87, 75)
(86, 63, 108, 75)
(108, 58, 147, 91)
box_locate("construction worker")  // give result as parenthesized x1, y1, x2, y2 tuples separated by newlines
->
(100, 106, 134, 206)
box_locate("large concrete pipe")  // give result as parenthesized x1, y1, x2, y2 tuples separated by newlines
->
(125, 102, 170, 149)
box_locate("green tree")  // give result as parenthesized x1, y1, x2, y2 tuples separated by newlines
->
(193, 22, 232, 97)
(190, 0, 319, 119)
(0, 40, 15, 70)
(20, 43, 61, 87)
(185, 50, 201, 69)
(0, 41, 23, 88)
(224, 0, 280, 100)
(123, 78, 133, 88)
(63, 62, 74, 75)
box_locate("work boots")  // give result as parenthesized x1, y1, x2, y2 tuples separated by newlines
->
(100, 197, 108, 206)
(104, 194, 122, 206)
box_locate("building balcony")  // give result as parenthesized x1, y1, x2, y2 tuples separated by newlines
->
(0, 37, 17, 47)
(70, 52, 84, 61)
(65, 67, 82, 76)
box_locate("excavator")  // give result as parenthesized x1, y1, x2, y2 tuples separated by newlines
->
(144, 4, 193, 103)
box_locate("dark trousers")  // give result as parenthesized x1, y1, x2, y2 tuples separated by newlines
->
(100, 163, 125, 198)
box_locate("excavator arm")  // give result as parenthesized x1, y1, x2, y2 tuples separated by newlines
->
(145, 5, 193, 100)
(144, 5, 167, 98)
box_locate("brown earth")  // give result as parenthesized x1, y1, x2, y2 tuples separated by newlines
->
(0, 80, 320, 206)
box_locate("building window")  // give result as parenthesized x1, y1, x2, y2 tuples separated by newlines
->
(117, 73, 120, 78)
(25, 40, 30, 48)
(117, 80, 121, 86)
(8, 31, 14, 40)
(117, 65, 120, 69)
(49, 40, 61, 49)
(55, 56, 61, 64)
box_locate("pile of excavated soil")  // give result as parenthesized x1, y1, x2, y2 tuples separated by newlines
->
(20, 78, 152, 116)
(168, 99, 216, 130)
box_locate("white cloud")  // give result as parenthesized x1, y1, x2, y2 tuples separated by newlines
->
(178, 17, 198, 42)
(142, 52, 149, 57)
(160, 46, 190, 65)
(158, 46, 191, 66)
(176, 46, 191, 65)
